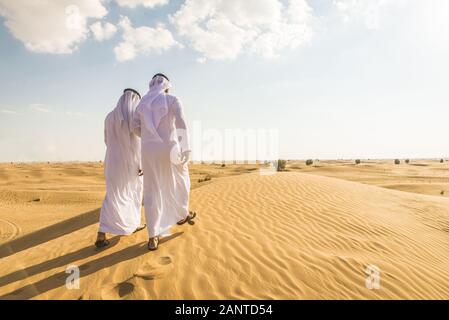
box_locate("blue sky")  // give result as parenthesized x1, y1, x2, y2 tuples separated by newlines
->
(0, 0, 448, 162)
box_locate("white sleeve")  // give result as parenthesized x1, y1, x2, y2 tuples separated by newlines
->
(173, 97, 190, 152)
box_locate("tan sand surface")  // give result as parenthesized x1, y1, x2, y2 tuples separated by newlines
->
(1, 161, 449, 299)
(288, 159, 449, 198)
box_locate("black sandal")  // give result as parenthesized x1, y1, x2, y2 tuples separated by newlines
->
(95, 239, 110, 248)
(177, 211, 197, 225)
(133, 224, 147, 233)
(148, 237, 159, 251)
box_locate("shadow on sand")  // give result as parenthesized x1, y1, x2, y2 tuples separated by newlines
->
(0, 236, 121, 288)
(1, 232, 183, 300)
(0, 209, 100, 259)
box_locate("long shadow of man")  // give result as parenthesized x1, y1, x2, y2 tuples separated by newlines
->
(1, 232, 183, 300)
(0, 208, 100, 259)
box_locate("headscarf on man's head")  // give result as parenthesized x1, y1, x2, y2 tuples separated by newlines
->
(138, 74, 172, 142)
(113, 88, 141, 132)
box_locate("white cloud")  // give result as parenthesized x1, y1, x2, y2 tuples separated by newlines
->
(116, 0, 169, 8)
(114, 16, 181, 62)
(170, 0, 315, 61)
(90, 21, 117, 41)
(30, 104, 50, 113)
(1, 109, 22, 115)
(333, 0, 408, 30)
(0, 0, 108, 54)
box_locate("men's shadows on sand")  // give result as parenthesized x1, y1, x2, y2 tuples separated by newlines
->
(0, 207, 184, 299)
(0, 209, 101, 259)
(0, 236, 121, 289)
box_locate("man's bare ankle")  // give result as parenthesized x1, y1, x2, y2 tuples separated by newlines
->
(97, 232, 106, 239)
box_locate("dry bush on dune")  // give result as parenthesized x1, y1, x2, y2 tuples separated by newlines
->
(355, 159, 361, 165)
(395, 159, 401, 165)
(440, 159, 444, 163)
(198, 175, 212, 183)
(405, 159, 410, 164)
(277, 160, 287, 172)
(306, 159, 314, 166)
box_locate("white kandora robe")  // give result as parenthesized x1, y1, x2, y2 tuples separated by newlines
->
(132, 76, 191, 238)
(99, 90, 143, 235)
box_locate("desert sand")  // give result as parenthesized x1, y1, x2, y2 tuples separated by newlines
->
(1, 160, 449, 299)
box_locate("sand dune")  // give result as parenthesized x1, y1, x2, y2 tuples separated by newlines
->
(292, 159, 449, 198)
(1, 164, 449, 299)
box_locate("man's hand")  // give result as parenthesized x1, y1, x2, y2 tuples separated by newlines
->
(138, 169, 143, 176)
(180, 150, 191, 165)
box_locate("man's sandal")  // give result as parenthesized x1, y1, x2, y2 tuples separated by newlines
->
(95, 239, 110, 248)
(148, 237, 160, 251)
(133, 224, 147, 233)
(177, 211, 197, 225)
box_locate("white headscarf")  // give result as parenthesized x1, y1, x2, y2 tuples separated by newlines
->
(139, 75, 172, 142)
(113, 89, 141, 131)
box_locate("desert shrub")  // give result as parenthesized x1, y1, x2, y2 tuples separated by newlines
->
(441, 191, 445, 196)
(440, 159, 444, 163)
(277, 159, 287, 172)
(405, 159, 410, 164)
(394, 159, 401, 165)
(306, 159, 314, 166)
(221, 163, 226, 168)
(355, 159, 361, 165)
(198, 174, 212, 183)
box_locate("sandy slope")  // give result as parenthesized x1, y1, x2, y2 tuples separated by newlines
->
(291, 159, 449, 198)
(1, 168, 449, 299)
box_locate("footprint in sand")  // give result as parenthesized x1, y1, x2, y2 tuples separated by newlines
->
(159, 256, 172, 265)
(133, 256, 173, 280)
(0, 218, 20, 242)
(100, 281, 148, 300)
(117, 282, 134, 297)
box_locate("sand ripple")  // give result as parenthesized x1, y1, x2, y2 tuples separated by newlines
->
(1, 172, 449, 299)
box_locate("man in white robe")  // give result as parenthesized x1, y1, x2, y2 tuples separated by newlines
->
(96, 89, 145, 248)
(132, 74, 195, 251)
